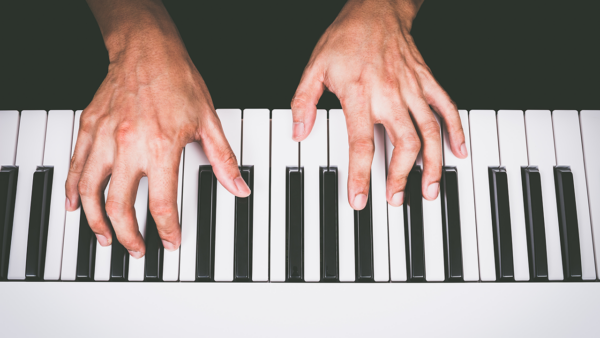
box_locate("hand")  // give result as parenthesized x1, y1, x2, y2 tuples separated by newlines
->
(291, 0, 467, 210)
(66, 1, 250, 258)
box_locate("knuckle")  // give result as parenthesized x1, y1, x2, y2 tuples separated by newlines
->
(104, 200, 129, 220)
(149, 199, 176, 219)
(398, 134, 421, 154)
(420, 120, 441, 139)
(77, 177, 95, 197)
(351, 137, 374, 156)
(219, 149, 238, 168)
(115, 121, 136, 144)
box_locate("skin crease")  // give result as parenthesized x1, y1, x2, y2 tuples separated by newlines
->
(291, 0, 468, 211)
(66, 0, 466, 259)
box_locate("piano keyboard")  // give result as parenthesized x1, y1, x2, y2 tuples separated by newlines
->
(1, 109, 599, 283)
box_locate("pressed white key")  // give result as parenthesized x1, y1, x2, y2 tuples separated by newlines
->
(385, 130, 407, 282)
(43, 110, 75, 280)
(128, 177, 149, 281)
(525, 110, 563, 280)
(415, 118, 444, 282)
(329, 110, 355, 282)
(0, 110, 20, 165)
(162, 149, 184, 281)
(300, 110, 327, 282)
(214, 109, 241, 282)
(61, 111, 83, 280)
(497, 110, 530, 281)
(271, 110, 298, 282)
(580, 110, 600, 276)
(94, 183, 112, 281)
(243, 109, 270, 282)
(7, 110, 47, 280)
(469, 110, 500, 281)
(442, 110, 479, 281)
(180, 142, 209, 281)
(553, 110, 596, 280)
(372, 124, 390, 282)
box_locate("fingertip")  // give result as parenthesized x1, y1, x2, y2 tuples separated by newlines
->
(292, 122, 305, 141)
(129, 250, 144, 259)
(96, 234, 111, 247)
(389, 191, 404, 207)
(352, 193, 368, 210)
(162, 239, 179, 252)
(234, 176, 251, 197)
(425, 182, 439, 200)
(459, 142, 468, 158)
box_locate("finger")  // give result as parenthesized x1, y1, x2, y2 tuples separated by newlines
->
(343, 97, 374, 210)
(65, 120, 93, 211)
(291, 64, 325, 141)
(422, 75, 467, 159)
(200, 114, 250, 198)
(78, 143, 113, 246)
(405, 95, 442, 201)
(147, 153, 182, 252)
(105, 162, 146, 258)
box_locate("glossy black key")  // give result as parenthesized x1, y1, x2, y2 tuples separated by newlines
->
(110, 231, 129, 281)
(354, 178, 374, 283)
(320, 166, 339, 282)
(0, 166, 18, 281)
(144, 210, 163, 282)
(196, 165, 217, 282)
(521, 166, 548, 281)
(25, 166, 53, 280)
(76, 208, 95, 281)
(488, 167, 514, 282)
(441, 167, 463, 282)
(554, 166, 582, 281)
(405, 167, 425, 282)
(234, 166, 254, 282)
(286, 167, 304, 282)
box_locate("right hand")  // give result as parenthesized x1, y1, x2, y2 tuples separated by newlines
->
(65, 33, 250, 258)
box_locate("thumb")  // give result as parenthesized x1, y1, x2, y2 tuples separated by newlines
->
(291, 65, 325, 141)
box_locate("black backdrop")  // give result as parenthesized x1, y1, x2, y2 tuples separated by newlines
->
(0, 0, 598, 111)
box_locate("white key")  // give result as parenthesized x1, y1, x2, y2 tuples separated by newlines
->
(580, 110, 600, 276)
(0, 110, 20, 165)
(61, 111, 83, 280)
(243, 109, 270, 282)
(384, 130, 407, 282)
(372, 124, 390, 282)
(7, 110, 47, 280)
(442, 110, 479, 281)
(128, 177, 149, 281)
(497, 110, 530, 281)
(415, 118, 444, 282)
(469, 110, 500, 281)
(43, 110, 75, 280)
(300, 110, 327, 282)
(525, 110, 563, 280)
(214, 109, 241, 282)
(553, 110, 596, 280)
(94, 183, 112, 281)
(180, 142, 209, 281)
(271, 110, 298, 282)
(162, 149, 184, 281)
(329, 109, 355, 282)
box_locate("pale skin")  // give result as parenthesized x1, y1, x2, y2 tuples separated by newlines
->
(66, 0, 467, 258)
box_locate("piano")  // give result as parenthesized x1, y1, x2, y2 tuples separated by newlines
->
(1, 109, 599, 337)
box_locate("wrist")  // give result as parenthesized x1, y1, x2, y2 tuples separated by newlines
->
(343, 0, 422, 31)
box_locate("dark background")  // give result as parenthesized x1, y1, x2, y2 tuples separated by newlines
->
(0, 0, 598, 111)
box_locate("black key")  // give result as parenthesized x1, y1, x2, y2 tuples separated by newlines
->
(0, 166, 18, 281)
(320, 166, 339, 282)
(354, 178, 374, 283)
(110, 233, 129, 281)
(234, 166, 254, 282)
(488, 167, 515, 282)
(441, 167, 463, 282)
(196, 165, 217, 282)
(405, 167, 425, 282)
(521, 166, 548, 281)
(25, 166, 53, 281)
(144, 210, 163, 282)
(286, 166, 304, 282)
(554, 166, 582, 281)
(76, 207, 96, 281)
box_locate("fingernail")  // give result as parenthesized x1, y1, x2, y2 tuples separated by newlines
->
(65, 197, 71, 210)
(162, 240, 178, 251)
(353, 193, 368, 210)
(427, 183, 439, 199)
(234, 177, 251, 196)
(391, 192, 404, 207)
(96, 234, 110, 246)
(129, 250, 143, 259)
(460, 143, 468, 157)
(293, 122, 304, 140)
